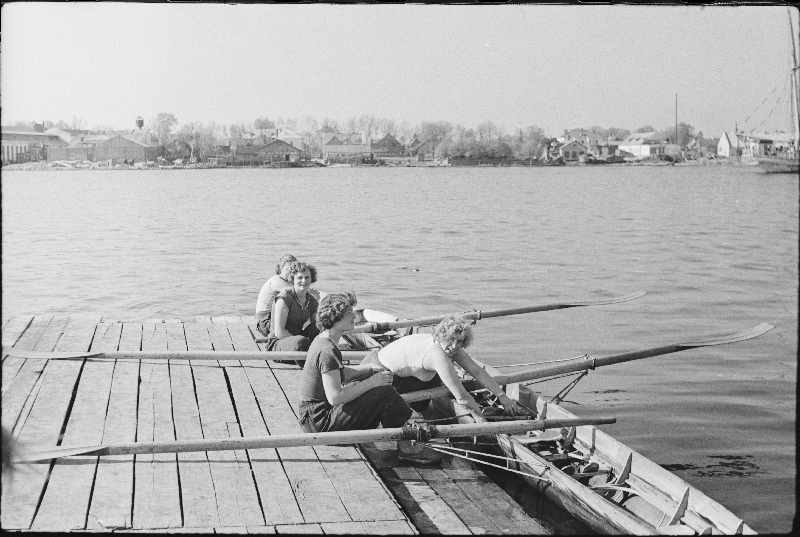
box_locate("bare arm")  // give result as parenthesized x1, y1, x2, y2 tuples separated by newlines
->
(321, 369, 394, 406)
(424, 349, 484, 414)
(452, 350, 524, 415)
(342, 362, 386, 383)
(273, 299, 291, 339)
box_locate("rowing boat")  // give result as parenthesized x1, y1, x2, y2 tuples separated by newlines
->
(446, 367, 755, 535)
(345, 316, 764, 535)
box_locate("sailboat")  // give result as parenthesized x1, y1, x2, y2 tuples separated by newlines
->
(739, 9, 800, 174)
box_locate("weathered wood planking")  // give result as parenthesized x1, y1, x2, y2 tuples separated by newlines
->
(173, 318, 222, 528)
(88, 322, 139, 530)
(246, 365, 352, 523)
(272, 362, 407, 523)
(1, 315, 100, 530)
(1, 314, 62, 432)
(33, 319, 116, 530)
(192, 364, 265, 527)
(227, 367, 305, 525)
(1, 314, 34, 386)
(134, 322, 182, 529)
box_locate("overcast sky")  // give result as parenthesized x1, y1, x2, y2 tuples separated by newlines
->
(2, 3, 796, 136)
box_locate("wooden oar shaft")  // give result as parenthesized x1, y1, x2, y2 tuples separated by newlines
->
(2, 347, 369, 361)
(14, 417, 615, 462)
(352, 291, 646, 333)
(402, 323, 774, 403)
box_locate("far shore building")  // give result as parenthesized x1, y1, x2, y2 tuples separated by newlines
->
(558, 140, 589, 162)
(276, 128, 304, 151)
(257, 139, 302, 164)
(2, 125, 66, 164)
(370, 133, 404, 156)
(617, 132, 666, 157)
(408, 137, 436, 160)
(323, 141, 373, 163)
(47, 130, 159, 163)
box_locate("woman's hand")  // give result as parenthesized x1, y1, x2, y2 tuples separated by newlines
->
(366, 370, 394, 388)
(498, 395, 524, 416)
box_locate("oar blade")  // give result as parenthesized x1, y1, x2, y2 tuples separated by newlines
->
(14, 444, 107, 463)
(678, 323, 775, 348)
(561, 290, 647, 307)
(1, 346, 103, 360)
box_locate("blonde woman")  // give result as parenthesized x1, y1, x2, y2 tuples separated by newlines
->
(361, 315, 524, 417)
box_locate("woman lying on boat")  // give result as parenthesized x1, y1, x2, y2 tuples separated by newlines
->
(361, 315, 524, 417)
(262, 261, 321, 365)
(298, 292, 442, 464)
(255, 254, 322, 337)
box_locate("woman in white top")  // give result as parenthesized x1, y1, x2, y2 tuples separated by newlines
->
(256, 254, 322, 336)
(361, 315, 523, 416)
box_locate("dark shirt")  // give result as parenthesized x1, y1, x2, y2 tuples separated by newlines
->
(268, 289, 319, 339)
(300, 337, 344, 404)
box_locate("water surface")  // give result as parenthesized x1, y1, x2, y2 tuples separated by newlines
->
(2, 166, 796, 532)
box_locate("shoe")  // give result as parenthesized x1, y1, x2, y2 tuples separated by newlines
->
(397, 446, 442, 465)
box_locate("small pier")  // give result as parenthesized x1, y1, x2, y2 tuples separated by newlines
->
(1, 314, 552, 533)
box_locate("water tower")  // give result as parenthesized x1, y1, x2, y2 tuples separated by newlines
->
(136, 116, 144, 129)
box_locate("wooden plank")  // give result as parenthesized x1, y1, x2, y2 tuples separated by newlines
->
(439, 465, 550, 534)
(379, 466, 470, 534)
(227, 322, 268, 369)
(1, 314, 62, 430)
(33, 320, 117, 530)
(172, 321, 222, 528)
(169, 362, 221, 528)
(1, 315, 99, 530)
(243, 366, 351, 524)
(270, 364, 405, 521)
(321, 521, 416, 534)
(88, 322, 140, 531)
(133, 322, 181, 530)
(209, 317, 240, 367)
(227, 367, 303, 525)
(192, 365, 264, 527)
(273, 523, 324, 534)
(1, 315, 34, 383)
(2, 314, 51, 396)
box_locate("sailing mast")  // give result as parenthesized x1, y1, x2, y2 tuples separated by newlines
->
(788, 8, 799, 152)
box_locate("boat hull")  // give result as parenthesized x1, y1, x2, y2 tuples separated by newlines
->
(446, 366, 756, 535)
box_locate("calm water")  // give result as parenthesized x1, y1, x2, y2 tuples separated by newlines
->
(2, 166, 796, 532)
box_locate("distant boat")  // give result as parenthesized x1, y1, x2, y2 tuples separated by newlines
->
(739, 9, 799, 174)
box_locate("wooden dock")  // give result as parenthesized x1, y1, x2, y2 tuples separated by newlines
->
(1, 314, 554, 534)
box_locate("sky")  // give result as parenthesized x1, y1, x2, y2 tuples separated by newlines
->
(2, 3, 797, 137)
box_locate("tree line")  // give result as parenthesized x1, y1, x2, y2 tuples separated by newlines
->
(12, 114, 714, 161)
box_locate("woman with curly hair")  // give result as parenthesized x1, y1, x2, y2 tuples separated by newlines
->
(298, 292, 414, 435)
(255, 255, 322, 337)
(263, 261, 321, 365)
(361, 314, 524, 419)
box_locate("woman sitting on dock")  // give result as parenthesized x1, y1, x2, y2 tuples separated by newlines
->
(361, 315, 523, 417)
(263, 261, 321, 364)
(299, 292, 442, 464)
(255, 254, 321, 337)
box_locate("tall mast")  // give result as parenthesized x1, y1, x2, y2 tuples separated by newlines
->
(788, 9, 799, 150)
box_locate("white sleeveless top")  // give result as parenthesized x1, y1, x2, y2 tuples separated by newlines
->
(377, 333, 438, 382)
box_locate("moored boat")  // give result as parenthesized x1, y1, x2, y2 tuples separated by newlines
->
(347, 312, 762, 535)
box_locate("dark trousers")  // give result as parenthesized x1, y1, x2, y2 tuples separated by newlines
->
(299, 385, 413, 433)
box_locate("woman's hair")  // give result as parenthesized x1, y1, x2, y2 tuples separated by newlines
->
(433, 315, 474, 349)
(287, 261, 318, 283)
(316, 292, 357, 330)
(275, 254, 298, 275)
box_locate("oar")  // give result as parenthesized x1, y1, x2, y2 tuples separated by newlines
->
(0, 347, 371, 361)
(349, 291, 647, 334)
(13, 416, 616, 463)
(402, 323, 775, 403)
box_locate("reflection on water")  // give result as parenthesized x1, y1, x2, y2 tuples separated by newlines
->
(1, 166, 796, 532)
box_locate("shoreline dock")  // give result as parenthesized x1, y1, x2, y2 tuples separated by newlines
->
(2, 314, 554, 534)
